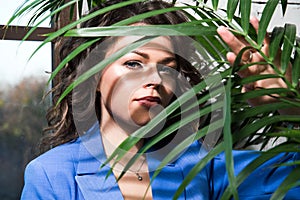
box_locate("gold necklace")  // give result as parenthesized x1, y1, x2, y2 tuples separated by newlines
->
(113, 158, 146, 181)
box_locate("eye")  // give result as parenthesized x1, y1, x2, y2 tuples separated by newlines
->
(158, 65, 177, 76)
(160, 66, 171, 73)
(124, 61, 143, 70)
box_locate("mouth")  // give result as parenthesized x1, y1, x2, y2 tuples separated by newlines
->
(135, 96, 162, 107)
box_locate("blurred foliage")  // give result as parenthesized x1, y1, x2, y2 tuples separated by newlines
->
(0, 77, 49, 199)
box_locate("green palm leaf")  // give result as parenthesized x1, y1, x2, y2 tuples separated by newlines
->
(223, 77, 238, 199)
(227, 0, 239, 22)
(281, 24, 296, 73)
(269, 26, 285, 61)
(292, 41, 300, 88)
(271, 166, 300, 200)
(64, 24, 216, 37)
(48, 38, 101, 85)
(240, 0, 251, 34)
(257, 0, 279, 46)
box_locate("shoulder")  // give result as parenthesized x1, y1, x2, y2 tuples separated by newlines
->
(176, 140, 210, 168)
(30, 138, 81, 171)
(24, 122, 103, 181)
(175, 140, 210, 178)
(25, 138, 82, 180)
(212, 150, 300, 199)
(21, 138, 81, 199)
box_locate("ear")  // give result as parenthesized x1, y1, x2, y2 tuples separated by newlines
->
(96, 62, 110, 92)
(96, 79, 101, 92)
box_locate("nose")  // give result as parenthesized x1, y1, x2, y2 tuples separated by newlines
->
(143, 66, 162, 89)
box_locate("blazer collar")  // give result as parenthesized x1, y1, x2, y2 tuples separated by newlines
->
(75, 122, 180, 199)
(75, 123, 124, 199)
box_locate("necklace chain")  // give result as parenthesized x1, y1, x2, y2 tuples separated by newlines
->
(113, 157, 146, 181)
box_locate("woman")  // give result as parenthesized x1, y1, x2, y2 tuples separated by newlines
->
(21, 0, 299, 199)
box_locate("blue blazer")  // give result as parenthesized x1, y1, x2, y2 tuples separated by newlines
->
(21, 123, 211, 199)
(21, 123, 300, 199)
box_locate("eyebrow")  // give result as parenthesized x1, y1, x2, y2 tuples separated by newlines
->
(132, 50, 177, 65)
(132, 50, 149, 59)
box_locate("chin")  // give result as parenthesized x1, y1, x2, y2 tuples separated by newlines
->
(130, 108, 152, 126)
(133, 118, 151, 126)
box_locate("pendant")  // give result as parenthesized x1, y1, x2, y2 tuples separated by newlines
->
(136, 173, 143, 181)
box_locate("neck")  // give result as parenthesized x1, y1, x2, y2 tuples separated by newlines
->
(100, 103, 144, 160)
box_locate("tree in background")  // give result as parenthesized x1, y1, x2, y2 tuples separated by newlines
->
(0, 77, 49, 199)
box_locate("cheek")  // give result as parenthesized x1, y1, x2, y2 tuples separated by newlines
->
(99, 65, 128, 116)
(99, 64, 123, 97)
(161, 79, 177, 107)
(110, 72, 141, 103)
(107, 72, 143, 123)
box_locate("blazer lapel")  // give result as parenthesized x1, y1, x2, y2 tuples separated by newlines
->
(75, 123, 123, 199)
(74, 123, 186, 200)
(148, 156, 185, 200)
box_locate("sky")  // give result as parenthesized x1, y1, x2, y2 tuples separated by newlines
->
(0, 0, 299, 88)
(0, 0, 51, 88)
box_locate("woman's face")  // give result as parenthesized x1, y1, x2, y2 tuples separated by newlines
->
(99, 36, 178, 129)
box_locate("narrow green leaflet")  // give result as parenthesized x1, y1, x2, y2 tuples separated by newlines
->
(269, 26, 285, 61)
(227, 0, 239, 22)
(266, 131, 300, 140)
(233, 88, 291, 101)
(257, 0, 279, 46)
(195, 35, 223, 62)
(281, 24, 296, 73)
(240, 0, 251, 34)
(271, 166, 300, 199)
(292, 41, 300, 88)
(212, 0, 219, 10)
(192, 4, 227, 27)
(64, 24, 216, 37)
(22, 0, 77, 42)
(5, 0, 41, 26)
(238, 74, 281, 85)
(233, 115, 300, 142)
(48, 38, 101, 84)
(231, 102, 295, 122)
(280, 0, 288, 16)
(222, 77, 238, 200)
(28, 1, 53, 25)
(187, 8, 227, 60)
(175, 87, 224, 119)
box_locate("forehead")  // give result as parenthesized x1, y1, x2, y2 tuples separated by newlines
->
(106, 36, 174, 57)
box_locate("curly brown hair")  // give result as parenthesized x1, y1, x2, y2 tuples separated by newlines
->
(40, 0, 203, 153)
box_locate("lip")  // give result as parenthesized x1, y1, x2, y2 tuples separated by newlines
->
(135, 96, 162, 107)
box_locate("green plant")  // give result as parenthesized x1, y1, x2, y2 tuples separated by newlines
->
(7, 0, 300, 199)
